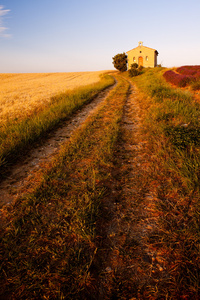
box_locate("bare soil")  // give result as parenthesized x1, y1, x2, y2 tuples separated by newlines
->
(0, 84, 116, 208)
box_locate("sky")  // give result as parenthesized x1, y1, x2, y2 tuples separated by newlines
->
(1, 0, 200, 73)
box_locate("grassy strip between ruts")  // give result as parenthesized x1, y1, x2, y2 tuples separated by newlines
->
(0, 74, 115, 171)
(0, 74, 129, 299)
(125, 68, 200, 298)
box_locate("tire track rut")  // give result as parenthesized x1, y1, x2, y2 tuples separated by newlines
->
(0, 83, 116, 208)
(95, 79, 168, 299)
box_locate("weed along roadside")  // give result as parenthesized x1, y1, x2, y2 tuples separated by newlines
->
(120, 68, 200, 298)
(0, 78, 117, 208)
(0, 74, 130, 299)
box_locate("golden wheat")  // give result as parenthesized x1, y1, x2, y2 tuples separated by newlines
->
(0, 71, 106, 123)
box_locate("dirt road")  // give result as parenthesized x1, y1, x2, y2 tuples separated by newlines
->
(0, 76, 168, 299)
(93, 79, 168, 299)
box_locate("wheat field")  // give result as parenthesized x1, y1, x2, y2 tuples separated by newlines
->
(0, 71, 106, 123)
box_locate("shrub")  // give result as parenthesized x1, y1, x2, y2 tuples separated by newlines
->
(177, 65, 200, 77)
(131, 63, 138, 69)
(129, 68, 141, 77)
(138, 65, 144, 72)
(128, 63, 142, 77)
(163, 66, 200, 87)
(112, 53, 127, 72)
(163, 70, 194, 87)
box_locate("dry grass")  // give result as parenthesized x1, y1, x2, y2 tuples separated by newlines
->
(0, 74, 129, 299)
(126, 68, 200, 298)
(0, 73, 115, 169)
(0, 71, 107, 122)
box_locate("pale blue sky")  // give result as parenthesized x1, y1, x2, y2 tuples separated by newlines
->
(1, 0, 200, 72)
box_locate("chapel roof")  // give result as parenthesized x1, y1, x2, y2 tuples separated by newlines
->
(127, 41, 158, 53)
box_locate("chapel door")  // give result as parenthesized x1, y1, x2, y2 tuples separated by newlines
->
(138, 56, 143, 67)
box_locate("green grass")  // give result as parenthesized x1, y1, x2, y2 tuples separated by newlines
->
(0, 74, 115, 171)
(131, 68, 200, 189)
(0, 74, 129, 299)
(126, 68, 200, 298)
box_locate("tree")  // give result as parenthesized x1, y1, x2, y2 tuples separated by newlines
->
(112, 53, 127, 72)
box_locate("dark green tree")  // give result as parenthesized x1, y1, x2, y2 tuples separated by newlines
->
(112, 53, 127, 72)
